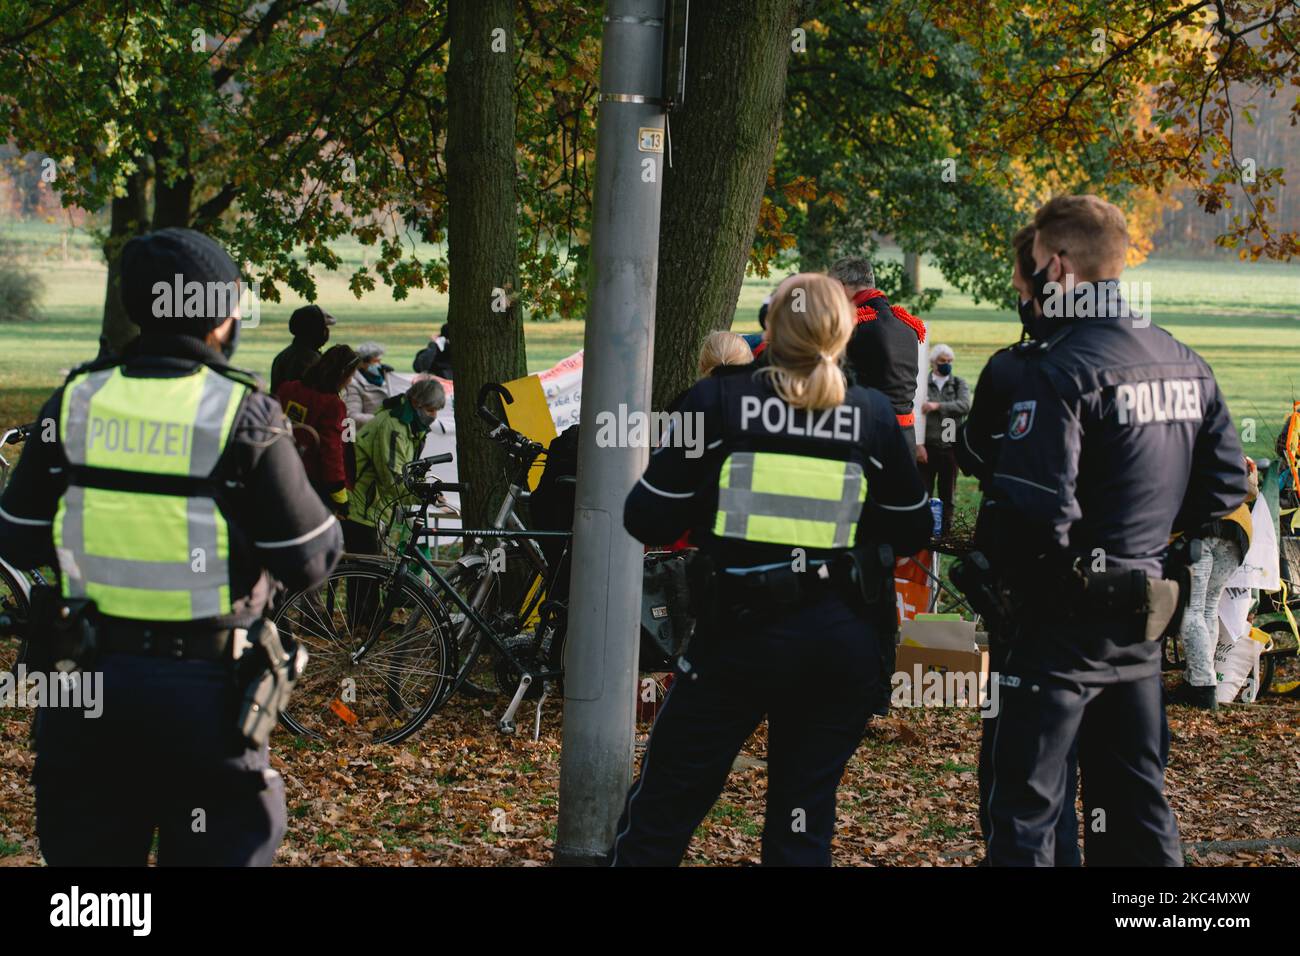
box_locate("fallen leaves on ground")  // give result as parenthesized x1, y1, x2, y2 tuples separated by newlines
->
(2, 682, 1299, 867)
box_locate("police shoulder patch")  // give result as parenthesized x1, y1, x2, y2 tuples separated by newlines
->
(1007, 400, 1036, 440)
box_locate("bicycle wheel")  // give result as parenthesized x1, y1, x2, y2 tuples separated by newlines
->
(272, 560, 457, 745)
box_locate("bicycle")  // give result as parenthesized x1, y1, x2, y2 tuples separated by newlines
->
(365, 383, 565, 697)
(271, 385, 573, 745)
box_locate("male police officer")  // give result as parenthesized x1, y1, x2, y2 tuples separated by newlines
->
(0, 228, 343, 865)
(984, 196, 1246, 866)
(955, 224, 1080, 866)
(610, 273, 931, 866)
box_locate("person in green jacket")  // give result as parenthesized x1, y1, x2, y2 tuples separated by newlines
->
(343, 377, 446, 556)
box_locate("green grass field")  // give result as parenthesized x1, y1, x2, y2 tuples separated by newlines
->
(1, 231, 1296, 482)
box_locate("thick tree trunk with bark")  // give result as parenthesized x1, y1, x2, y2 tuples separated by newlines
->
(651, 0, 802, 410)
(446, 0, 527, 529)
(100, 167, 151, 356)
(151, 134, 194, 229)
(152, 175, 194, 229)
(903, 251, 921, 296)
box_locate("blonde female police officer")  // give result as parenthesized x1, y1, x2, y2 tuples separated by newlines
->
(610, 273, 931, 866)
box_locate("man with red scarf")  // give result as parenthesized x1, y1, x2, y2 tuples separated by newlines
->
(829, 257, 927, 450)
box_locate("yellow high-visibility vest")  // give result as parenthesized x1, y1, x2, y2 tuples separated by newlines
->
(713, 451, 867, 549)
(54, 364, 248, 621)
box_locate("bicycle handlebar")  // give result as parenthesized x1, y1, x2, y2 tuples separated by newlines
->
(403, 453, 452, 481)
(475, 383, 547, 464)
(476, 383, 514, 437)
(402, 454, 467, 498)
(2, 423, 36, 446)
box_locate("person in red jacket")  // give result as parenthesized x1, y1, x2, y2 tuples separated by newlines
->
(829, 257, 927, 450)
(275, 344, 360, 516)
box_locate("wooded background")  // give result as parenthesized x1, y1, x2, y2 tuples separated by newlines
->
(0, 0, 1296, 524)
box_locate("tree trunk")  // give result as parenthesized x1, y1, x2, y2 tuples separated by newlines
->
(100, 167, 151, 356)
(446, 0, 526, 530)
(651, 0, 801, 410)
(151, 129, 195, 229)
(903, 251, 921, 297)
(152, 172, 194, 229)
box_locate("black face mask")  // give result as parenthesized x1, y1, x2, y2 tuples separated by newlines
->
(1018, 295, 1036, 323)
(1021, 257, 1069, 340)
(1030, 260, 1053, 308)
(220, 318, 240, 360)
(1017, 296, 1039, 338)
(1019, 293, 1070, 342)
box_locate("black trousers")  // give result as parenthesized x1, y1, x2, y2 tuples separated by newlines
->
(979, 637, 1080, 865)
(33, 653, 286, 866)
(984, 667, 1181, 866)
(919, 444, 957, 535)
(341, 517, 380, 556)
(979, 702, 1081, 865)
(610, 595, 883, 866)
(342, 518, 382, 635)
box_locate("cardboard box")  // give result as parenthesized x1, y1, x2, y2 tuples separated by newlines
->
(893, 616, 990, 707)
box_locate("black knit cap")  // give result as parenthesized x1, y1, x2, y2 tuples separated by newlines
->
(119, 227, 243, 337)
(288, 304, 336, 337)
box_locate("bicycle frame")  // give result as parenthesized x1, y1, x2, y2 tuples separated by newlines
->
(417, 457, 567, 620)
(354, 497, 571, 733)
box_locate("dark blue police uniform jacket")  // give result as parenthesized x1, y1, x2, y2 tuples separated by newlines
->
(991, 286, 1247, 683)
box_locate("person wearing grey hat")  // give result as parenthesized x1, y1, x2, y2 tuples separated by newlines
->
(343, 341, 393, 427)
(0, 227, 343, 866)
(270, 303, 337, 392)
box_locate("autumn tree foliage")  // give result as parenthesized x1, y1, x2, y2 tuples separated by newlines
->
(759, 0, 1298, 324)
(939, 0, 1299, 261)
(0, 0, 1294, 388)
(0, 0, 596, 522)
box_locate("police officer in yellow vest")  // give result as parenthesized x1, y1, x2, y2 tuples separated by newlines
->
(610, 274, 931, 866)
(0, 228, 343, 865)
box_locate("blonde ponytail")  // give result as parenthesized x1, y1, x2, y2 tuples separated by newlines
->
(761, 273, 853, 410)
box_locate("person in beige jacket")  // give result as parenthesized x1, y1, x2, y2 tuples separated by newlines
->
(344, 341, 393, 427)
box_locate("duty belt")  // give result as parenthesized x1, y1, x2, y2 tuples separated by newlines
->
(719, 563, 843, 618)
(98, 621, 239, 661)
